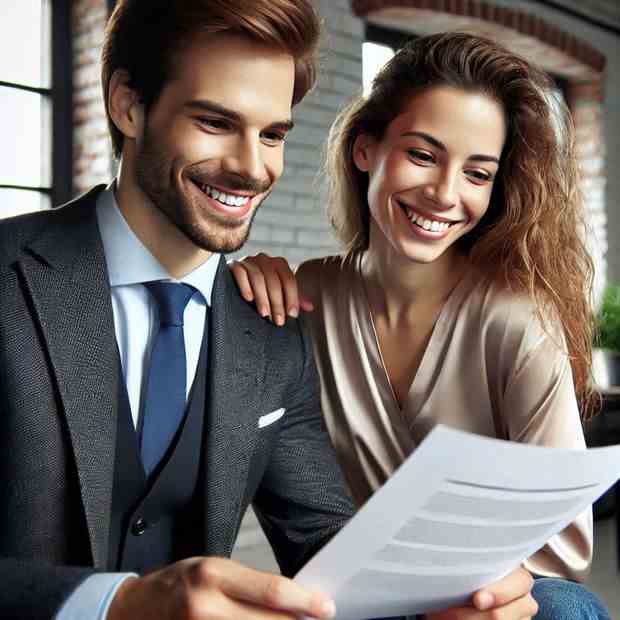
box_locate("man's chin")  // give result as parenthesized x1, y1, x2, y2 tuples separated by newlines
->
(184, 226, 251, 255)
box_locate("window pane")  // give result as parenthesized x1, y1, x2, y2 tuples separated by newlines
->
(362, 42, 395, 96)
(0, 86, 49, 187)
(0, 0, 47, 88)
(0, 188, 50, 219)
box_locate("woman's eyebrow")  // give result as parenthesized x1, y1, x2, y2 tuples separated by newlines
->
(402, 130, 500, 164)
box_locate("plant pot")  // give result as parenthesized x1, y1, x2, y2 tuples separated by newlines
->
(592, 348, 620, 388)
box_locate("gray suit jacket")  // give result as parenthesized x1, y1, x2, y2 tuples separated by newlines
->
(0, 186, 355, 618)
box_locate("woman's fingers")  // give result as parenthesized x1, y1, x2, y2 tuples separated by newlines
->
(230, 254, 312, 325)
(472, 567, 534, 611)
(230, 261, 256, 303)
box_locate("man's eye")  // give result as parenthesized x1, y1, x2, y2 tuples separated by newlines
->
(408, 149, 434, 163)
(198, 117, 230, 131)
(262, 132, 287, 145)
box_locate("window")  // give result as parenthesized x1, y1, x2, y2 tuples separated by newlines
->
(362, 42, 395, 96)
(363, 24, 412, 95)
(0, 0, 72, 219)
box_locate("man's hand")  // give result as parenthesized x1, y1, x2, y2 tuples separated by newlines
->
(107, 556, 336, 620)
(428, 566, 538, 619)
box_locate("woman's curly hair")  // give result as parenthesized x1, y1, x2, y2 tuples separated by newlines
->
(325, 32, 596, 416)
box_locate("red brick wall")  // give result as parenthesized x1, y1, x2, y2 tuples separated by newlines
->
(72, 0, 111, 195)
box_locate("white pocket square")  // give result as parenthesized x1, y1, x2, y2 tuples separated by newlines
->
(258, 408, 286, 428)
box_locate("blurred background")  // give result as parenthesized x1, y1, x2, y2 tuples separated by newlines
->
(1, 0, 618, 613)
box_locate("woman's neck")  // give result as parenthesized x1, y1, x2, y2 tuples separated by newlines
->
(361, 225, 467, 326)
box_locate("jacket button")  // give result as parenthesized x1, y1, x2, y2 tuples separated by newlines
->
(131, 517, 148, 536)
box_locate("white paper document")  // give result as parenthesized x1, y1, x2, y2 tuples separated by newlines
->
(296, 425, 620, 619)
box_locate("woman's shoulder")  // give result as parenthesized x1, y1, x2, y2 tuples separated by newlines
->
(476, 279, 536, 322)
(468, 276, 561, 348)
(296, 253, 355, 295)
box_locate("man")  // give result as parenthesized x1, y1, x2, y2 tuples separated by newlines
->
(0, 1, 535, 618)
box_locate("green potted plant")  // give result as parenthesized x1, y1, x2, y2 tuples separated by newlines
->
(594, 284, 620, 387)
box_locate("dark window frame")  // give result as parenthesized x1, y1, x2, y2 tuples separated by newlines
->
(52, 0, 73, 206)
(365, 23, 414, 52)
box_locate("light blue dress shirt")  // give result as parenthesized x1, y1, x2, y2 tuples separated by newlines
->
(56, 184, 221, 619)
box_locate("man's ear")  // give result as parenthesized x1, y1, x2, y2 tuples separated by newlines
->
(352, 133, 376, 172)
(108, 69, 145, 141)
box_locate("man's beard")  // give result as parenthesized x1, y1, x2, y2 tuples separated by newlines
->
(134, 126, 270, 254)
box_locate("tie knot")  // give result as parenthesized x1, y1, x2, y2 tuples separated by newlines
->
(146, 282, 195, 327)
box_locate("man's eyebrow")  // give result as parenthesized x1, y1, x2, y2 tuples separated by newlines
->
(402, 130, 500, 164)
(185, 99, 294, 132)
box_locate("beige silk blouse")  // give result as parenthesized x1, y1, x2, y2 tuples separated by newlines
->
(298, 253, 592, 581)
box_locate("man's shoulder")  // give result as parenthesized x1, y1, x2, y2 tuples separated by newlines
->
(0, 186, 104, 265)
(218, 260, 311, 356)
(0, 208, 55, 265)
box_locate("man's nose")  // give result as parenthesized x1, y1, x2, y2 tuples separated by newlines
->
(223, 136, 266, 183)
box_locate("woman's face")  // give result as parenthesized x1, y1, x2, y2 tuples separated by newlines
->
(353, 86, 506, 265)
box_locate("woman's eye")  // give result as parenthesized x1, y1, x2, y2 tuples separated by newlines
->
(408, 149, 434, 163)
(466, 169, 493, 184)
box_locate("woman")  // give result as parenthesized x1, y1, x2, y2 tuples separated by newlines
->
(231, 33, 609, 619)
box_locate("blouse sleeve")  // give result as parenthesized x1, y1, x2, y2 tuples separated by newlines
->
(497, 301, 592, 581)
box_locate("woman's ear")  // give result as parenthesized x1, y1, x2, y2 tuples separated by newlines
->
(352, 133, 375, 172)
(108, 69, 145, 142)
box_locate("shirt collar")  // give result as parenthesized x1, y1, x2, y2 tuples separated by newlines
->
(95, 182, 220, 305)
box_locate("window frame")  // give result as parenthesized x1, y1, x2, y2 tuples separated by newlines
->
(365, 22, 413, 52)
(0, 0, 73, 211)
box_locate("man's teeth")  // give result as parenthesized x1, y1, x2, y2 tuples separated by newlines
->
(404, 206, 451, 232)
(201, 184, 250, 207)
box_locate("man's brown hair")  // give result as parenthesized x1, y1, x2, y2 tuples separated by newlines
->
(102, 0, 321, 158)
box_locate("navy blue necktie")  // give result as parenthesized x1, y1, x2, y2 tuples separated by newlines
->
(141, 282, 195, 476)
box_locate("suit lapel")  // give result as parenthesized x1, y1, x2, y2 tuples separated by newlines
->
(204, 257, 266, 554)
(18, 187, 118, 569)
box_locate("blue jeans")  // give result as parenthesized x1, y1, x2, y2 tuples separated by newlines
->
(532, 577, 611, 620)
(369, 578, 611, 619)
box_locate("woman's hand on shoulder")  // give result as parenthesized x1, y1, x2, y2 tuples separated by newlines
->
(230, 253, 314, 326)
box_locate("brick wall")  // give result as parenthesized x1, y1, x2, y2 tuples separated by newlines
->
(72, 0, 111, 195)
(566, 79, 607, 300)
(505, 0, 620, 288)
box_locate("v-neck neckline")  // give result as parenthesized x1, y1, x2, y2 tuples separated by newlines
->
(354, 252, 474, 419)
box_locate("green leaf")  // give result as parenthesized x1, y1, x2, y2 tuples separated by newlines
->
(596, 284, 620, 351)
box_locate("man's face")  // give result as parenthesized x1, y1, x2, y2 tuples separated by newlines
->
(133, 33, 295, 253)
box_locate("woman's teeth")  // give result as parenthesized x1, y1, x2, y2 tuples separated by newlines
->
(201, 184, 250, 207)
(404, 206, 451, 232)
